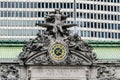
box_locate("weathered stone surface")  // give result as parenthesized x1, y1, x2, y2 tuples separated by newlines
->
(28, 66, 86, 80)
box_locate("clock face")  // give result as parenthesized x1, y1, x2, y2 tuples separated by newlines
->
(49, 43, 67, 62)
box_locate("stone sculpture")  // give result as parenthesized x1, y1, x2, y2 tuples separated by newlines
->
(97, 65, 117, 80)
(0, 65, 19, 80)
(19, 9, 96, 65)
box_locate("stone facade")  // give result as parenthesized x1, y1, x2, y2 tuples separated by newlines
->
(0, 9, 120, 80)
(0, 63, 120, 80)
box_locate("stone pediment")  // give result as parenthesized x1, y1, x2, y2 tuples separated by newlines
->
(19, 9, 96, 66)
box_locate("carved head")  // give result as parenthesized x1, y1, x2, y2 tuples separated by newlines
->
(55, 9, 61, 14)
(73, 33, 79, 39)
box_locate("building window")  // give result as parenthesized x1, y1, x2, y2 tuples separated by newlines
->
(104, 5, 107, 11)
(115, 33, 117, 38)
(64, 3, 66, 8)
(38, 12, 41, 17)
(4, 2, 7, 8)
(90, 4, 92, 10)
(12, 2, 14, 8)
(84, 31, 87, 37)
(111, 15, 114, 20)
(80, 3, 82, 9)
(56, 3, 59, 8)
(114, 6, 117, 11)
(83, 4, 86, 9)
(23, 12, 26, 17)
(34, 12, 37, 17)
(67, 3, 70, 8)
(115, 15, 117, 20)
(16, 11, 19, 17)
(71, 3, 73, 8)
(117, 6, 119, 12)
(34, 2, 37, 8)
(31, 2, 34, 8)
(87, 22, 90, 28)
(118, 24, 120, 30)
(53, 3, 55, 8)
(111, 6, 113, 11)
(105, 23, 107, 29)
(23, 2, 26, 8)
(42, 2, 44, 8)
(91, 31, 93, 37)
(94, 13, 96, 19)
(88, 31, 90, 37)
(101, 23, 104, 29)
(77, 3, 79, 9)
(101, 32, 104, 38)
(94, 22, 97, 28)
(91, 22, 93, 28)
(112, 32, 114, 38)
(101, 5, 103, 10)
(108, 32, 111, 38)
(8, 2, 11, 8)
(38, 2, 41, 8)
(15, 2, 19, 8)
(30, 12, 33, 17)
(4, 11, 7, 17)
(108, 6, 110, 11)
(84, 13, 86, 18)
(19, 12, 22, 17)
(118, 33, 120, 39)
(49, 3, 52, 8)
(108, 14, 110, 20)
(104, 14, 107, 19)
(45, 3, 48, 8)
(98, 5, 100, 10)
(114, 24, 117, 29)
(42, 12, 44, 17)
(94, 4, 96, 10)
(77, 12, 79, 18)
(19, 2, 22, 8)
(108, 23, 110, 29)
(81, 31, 83, 36)
(105, 32, 107, 38)
(87, 4, 89, 9)
(101, 14, 104, 19)
(0, 2, 4, 8)
(8, 11, 11, 17)
(87, 13, 89, 18)
(84, 22, 86, 27)
(80, 13, 82, 18)
(98, 14, 100, 19)
(60, 3, 62, 8)
(118, 15, 120, 21)
(98, 23, 100, 28)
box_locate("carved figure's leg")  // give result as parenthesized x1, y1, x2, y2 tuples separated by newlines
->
(58, 25, 63, 33)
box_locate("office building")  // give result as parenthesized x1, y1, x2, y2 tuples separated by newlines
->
(0, 0, 120, 41)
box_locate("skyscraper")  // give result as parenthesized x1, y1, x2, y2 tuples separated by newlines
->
(0, 0, 120, 41)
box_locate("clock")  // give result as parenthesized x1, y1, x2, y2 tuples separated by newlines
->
(49, 42, 68, 62)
